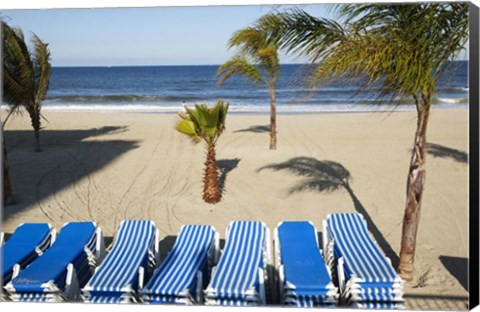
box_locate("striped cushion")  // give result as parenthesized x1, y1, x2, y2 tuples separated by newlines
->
(207, 221, 266, 300)
(141, 225, 215, 298)
(326, 213, 398, 284)
(84, 220, 156, 294)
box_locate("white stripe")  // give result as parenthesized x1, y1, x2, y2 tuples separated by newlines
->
(225, 221, 251, 296)
(156, 225, 200, 294)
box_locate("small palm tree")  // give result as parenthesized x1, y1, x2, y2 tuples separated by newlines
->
(256, 3, 468, 280)
(175, 100, 229, 204)
(2, 21, 51, 152)
(217, 27, 280, 150)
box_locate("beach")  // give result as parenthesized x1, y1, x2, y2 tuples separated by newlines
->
(1, 108, 469, 309)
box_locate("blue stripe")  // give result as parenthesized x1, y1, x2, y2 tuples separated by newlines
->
(327, 213, 398, 283)
(83, 220, 156, 297)
(142, 225, 215, 301)
(207, 221, 266, 301)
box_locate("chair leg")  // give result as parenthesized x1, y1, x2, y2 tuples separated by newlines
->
(154, 229, 161, 266)
(214, 232, 220, 264)
(138, 266, 145, 290)
(258, 268, 266, 305)
(95, 227, 106, 261)
(278, 264, 285, 305)
(50, 228, 57, 245)
(196, 270, 203, 304)
(337, 257, 346, 296)
(322, 220, 328, 258)
(12, 264, 21, 279)
(65, 263, 80, 301)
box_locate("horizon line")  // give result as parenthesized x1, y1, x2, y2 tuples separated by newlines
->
(52, 60, 469, 68)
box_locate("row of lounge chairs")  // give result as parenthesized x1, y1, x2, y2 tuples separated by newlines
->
(1, 213, 404, 308)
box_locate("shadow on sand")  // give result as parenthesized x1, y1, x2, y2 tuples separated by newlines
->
(427, 143, 468, 164)
(234, 125, 270, 135)
(258, 156, 400, 268)
(439, 256, 468, 291)
(3, 126, 139, 222)
(217, 158, 241, 196)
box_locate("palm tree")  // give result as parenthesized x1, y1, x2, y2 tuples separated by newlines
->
(175, 100, 229, 204)
(256, 3, 468, 280)
(2, 20, 23, 204)
(217, 27, 280, 150)
(2, 20, 52, 152)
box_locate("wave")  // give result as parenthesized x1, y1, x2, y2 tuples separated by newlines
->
(437, 97, 468, 104)
(436, 87, 469, 93)
(46, 95, 206, 103)
(43, 95, 469, 107)
(2, 101, 467, 114)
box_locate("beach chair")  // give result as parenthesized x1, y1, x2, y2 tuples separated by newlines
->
(140, 225, 219, 304)
(204, 221, 271, 306)
(323, 213, 404, 308)
(275, 221, 338, 307)
(1, 223, 56, 287)
(4, 222, 104, 302)
(82, 220, 159, 303)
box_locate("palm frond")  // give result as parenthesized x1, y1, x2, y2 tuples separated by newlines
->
(176, 100, 229, 147)
(268, 4, 468, 103)
(217, 56, 266, 86)
(32, 33, 52, 109)
(2, 21, 35, 108)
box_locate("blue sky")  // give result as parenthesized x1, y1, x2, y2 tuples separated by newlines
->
(2, 5, 336, 66)
(2, 3, 469, 67)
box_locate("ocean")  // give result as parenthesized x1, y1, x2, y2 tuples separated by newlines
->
(40, 62, 468, 113)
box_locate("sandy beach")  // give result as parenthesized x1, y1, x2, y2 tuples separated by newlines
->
(1, 108, 469, 309)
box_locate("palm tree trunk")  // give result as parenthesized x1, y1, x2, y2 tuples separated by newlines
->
(28, 108, 42, 152)
(398, 93, 431, 281)
(203, 144, 221, 204)
(2, 133, 14, 205)
(269, 86, 277, 150)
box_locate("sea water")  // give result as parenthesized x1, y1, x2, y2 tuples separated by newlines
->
(37, 62, 468, 113)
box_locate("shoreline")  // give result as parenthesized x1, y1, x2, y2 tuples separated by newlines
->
(0, 104, 469, 117)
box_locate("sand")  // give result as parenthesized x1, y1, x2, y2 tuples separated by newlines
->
(1, 108, 469, 309)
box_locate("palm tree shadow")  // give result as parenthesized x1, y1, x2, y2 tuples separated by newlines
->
(3, 126, 138, 220)
(258, 157, 400, 268)
(427, 143, 468, 163)
(234, 125, 270, 135)
(217, 158, 241, 195)
(439, 256, 468, 291)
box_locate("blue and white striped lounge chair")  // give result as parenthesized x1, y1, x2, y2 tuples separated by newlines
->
(1, 223, 55, 287)
(323, 213, 404, 308)
(140, 225, 219, 304)
(4, 222, 103, 302)
(275, 221, 338, 308)
(204, 221, 271, 306)
(82, 220, 159, 304)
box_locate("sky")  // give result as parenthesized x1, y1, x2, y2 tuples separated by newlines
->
(1, 2, 470, 67)
(1, 4, 336, 66)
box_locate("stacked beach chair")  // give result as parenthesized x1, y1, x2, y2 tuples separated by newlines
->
(140, 225, 219, 304)
(1, 223, 56, 301)
(275, 221, 338, 307)
(82, 220, 159, 303)
(4, 222, 103, 302)
(1, 223, 55, 285)
(323, 213, 404, 309)
(204, 221, 271, 306)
